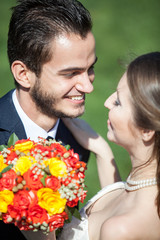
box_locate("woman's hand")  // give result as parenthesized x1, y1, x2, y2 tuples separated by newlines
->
(62, 118, 121, 187)
(62, 118, 102, 154)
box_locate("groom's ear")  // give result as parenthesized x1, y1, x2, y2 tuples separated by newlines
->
(11, 60, 34, 88)
(141, 129, 155, 142)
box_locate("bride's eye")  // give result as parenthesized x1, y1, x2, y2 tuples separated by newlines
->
(113, 98, 121, 106)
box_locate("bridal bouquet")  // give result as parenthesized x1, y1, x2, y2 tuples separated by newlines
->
(0, 134, 87, 234)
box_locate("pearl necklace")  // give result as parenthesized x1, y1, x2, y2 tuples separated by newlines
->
(125, 175, 157, 191)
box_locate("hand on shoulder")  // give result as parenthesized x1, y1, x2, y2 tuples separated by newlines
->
(62, 118, 111, 156)
(62, 118, 120, 187)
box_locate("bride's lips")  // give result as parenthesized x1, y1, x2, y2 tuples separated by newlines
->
(107, 119, 113, 129)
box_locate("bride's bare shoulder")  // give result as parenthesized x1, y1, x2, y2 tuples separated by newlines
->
(100, 212, 160, 240)
(100, 215, 135, 240)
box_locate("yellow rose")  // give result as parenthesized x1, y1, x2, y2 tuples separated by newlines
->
(44, 158, 67, 178)
(0, 190, 14, 213)
(14, 156, 35, 175)
(37, 188, 66, 215)
(14, 140, 34, 154)
(0, 155, 7, 172)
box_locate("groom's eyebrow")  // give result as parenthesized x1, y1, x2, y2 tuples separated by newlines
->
(58, 56, 98, 73)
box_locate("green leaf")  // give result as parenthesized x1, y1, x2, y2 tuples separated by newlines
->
(1, 164, 14, 173)
(65, 206, 81, 222)
(0, 145, 7, 151)
(43, 165, 51, 175)
(65, 206, 72, 222)
(0, 164, 14, 178)
(64, 145, 70, 150)
(40, 173, 48, 186)
(72, 207, 81, 220)
(7, 133, 19, 147)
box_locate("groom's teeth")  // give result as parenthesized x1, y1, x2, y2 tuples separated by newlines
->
(70, 96, 83, 100)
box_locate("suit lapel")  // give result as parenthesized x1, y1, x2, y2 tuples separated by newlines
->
(0, 90, 27, 142)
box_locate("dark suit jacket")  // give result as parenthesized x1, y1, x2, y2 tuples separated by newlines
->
(0, 90, 90, 240)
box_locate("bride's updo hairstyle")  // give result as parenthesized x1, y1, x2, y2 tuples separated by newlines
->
(126, 52, 160, 216)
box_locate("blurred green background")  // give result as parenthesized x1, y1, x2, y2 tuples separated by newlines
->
(0, 0, 160, 207)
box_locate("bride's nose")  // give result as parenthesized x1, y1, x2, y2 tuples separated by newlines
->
(104, 92, 116, 110)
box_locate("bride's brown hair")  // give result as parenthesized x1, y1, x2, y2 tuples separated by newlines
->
(127, 52, 160, 216)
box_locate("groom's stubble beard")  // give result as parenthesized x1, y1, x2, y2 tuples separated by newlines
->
(30, 78, 85, 119)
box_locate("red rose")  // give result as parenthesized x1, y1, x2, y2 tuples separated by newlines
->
(51, 143, 67, 154)
(6, 205, 30, 231)
(7, 204, 21, 220)
(0, 169, 16, 191)
(6, 151, 18, 164)
(13, 190, 38, 210)
(23, 168, 43, 190)
(64, 157, 78, 169)
(67, 197, 79, 208)
(48, 212, 68, 231)
(28, 204, 48, 224)
(45, 176, 61, 191)
(46, 143, 67, 158)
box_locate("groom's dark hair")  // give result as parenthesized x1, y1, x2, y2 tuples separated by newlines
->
(7, 0, 92, 86)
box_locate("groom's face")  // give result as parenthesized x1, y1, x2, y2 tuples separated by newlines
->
(30, 32, 97, 119)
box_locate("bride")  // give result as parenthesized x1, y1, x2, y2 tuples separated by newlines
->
(59, 52, 160, 240)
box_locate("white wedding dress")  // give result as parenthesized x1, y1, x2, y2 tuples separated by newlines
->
(58, 182, 125, 240)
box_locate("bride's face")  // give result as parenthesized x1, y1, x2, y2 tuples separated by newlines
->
(104, 73, 141, 151)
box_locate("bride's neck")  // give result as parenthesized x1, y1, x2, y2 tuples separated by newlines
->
(129, 158, 157, 180)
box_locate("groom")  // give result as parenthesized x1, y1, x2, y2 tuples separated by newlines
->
(0, 0, 97, 239)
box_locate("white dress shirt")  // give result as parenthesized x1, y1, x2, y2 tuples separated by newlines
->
(12, 90, 59, 142)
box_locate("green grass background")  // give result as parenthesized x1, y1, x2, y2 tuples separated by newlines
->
(0, 0, 160, 207)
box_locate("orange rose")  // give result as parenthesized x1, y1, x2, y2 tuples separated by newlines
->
(50, 143, 67, 155)
(0, 170, 17, 191)
(48, 212, 68, 231)
(13, 190, 38, 210)
(45, 176, 61, 191)
(23, 168, 43, 190)
(28, 204, 48, 224)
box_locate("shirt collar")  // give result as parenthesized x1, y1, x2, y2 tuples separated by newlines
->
(12, 90, 59, 142)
